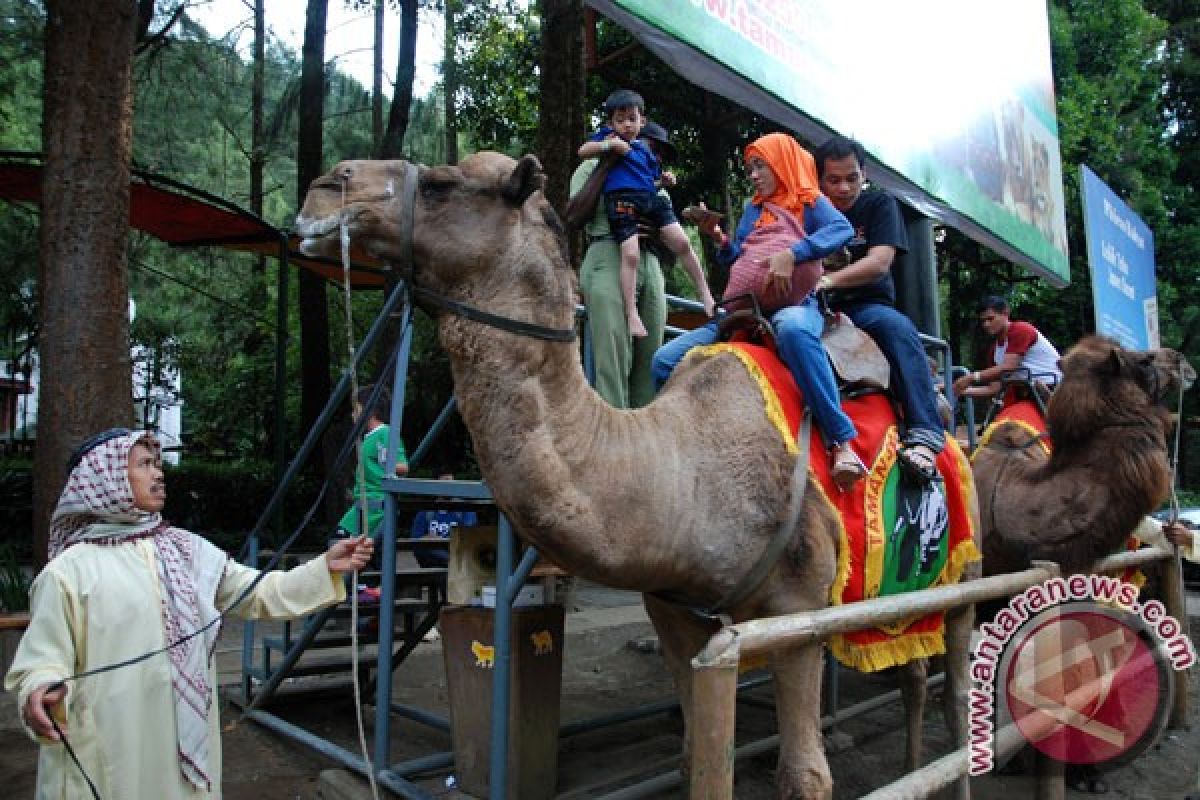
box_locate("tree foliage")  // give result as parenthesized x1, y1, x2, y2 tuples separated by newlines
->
(1, 0, 1198, 512)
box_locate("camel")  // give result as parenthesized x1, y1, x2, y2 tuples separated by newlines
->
(295, 152, 979, 799)
(976, 335, 1195, 578)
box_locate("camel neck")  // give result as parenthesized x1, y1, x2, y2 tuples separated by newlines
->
(444, 322, 674, 586)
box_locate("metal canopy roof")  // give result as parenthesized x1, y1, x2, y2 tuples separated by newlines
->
(0, 151, 388, 288)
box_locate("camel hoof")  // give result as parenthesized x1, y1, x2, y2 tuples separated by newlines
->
(776, 764, 833, 800)
(1065, 764, 1109, 794)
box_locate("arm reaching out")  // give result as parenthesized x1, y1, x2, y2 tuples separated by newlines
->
(325, 535, 375, 573)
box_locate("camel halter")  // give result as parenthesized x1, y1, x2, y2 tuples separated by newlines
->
(387, 161, 577, 343)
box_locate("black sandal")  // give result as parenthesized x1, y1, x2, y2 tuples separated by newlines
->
(897, 445, 940, 485)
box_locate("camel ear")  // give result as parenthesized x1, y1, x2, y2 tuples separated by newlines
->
(503, 155, 545, 206)
(1106, 348, 1126, 375)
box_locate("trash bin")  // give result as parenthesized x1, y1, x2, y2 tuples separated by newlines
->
(441, 603, 564, 800)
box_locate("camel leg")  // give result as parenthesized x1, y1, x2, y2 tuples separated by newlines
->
(897, 658, 928, 773)
(772, 643, 833, 800)
(642, 594, 722, 783)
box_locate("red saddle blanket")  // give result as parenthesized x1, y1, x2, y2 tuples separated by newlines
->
(691, 342, 980, 672)
(974, 399, 1052, 459)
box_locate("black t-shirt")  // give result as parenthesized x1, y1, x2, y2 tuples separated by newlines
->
(826, 189, 908, 308)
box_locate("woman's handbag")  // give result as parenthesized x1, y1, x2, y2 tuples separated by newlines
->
(564, 154, 619, 230)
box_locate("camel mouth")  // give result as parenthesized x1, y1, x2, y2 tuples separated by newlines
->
(294, 212, 345, 255)
(1181, 366, 1197, 391)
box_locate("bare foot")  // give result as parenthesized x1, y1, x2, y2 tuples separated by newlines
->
(628, 314, 648, 338)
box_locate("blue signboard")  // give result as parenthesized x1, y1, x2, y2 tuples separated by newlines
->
(1080, 165, 1158, 350)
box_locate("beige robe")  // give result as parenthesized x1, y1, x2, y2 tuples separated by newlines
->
(5, 536, 345, 799)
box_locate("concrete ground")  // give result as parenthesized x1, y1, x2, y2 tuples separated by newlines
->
(3, 580, 1200, 798)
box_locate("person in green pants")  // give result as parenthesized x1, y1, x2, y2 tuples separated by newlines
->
(571, 120, 693, 408)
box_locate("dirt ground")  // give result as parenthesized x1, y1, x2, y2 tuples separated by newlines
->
(2, 583, 1200, 799)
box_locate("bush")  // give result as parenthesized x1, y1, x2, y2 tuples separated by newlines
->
(0, 458, 329, 558)
(161, 459, 326, 553)
(0, 462, 33, 561)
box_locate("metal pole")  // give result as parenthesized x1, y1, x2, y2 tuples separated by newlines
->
(374, 488, 399, 770)
(240, 279, 408, 559)
(274, 235, 290, 541)
(244, 709, 434, 799)
(408, 396, 457, 470)
(240, 533, 259, 703)
(488, 514, 516, 799)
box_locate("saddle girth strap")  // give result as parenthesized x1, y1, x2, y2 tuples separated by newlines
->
(707, 411, 813, 615)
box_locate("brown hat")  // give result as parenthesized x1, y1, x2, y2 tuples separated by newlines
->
(640, 120, 678, 164)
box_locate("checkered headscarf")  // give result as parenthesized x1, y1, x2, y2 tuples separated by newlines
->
(49, 430, 217, 790)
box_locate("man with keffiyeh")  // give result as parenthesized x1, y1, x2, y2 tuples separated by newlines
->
(5, 429, 373, 798)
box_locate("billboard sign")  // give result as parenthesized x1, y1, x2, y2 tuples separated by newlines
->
(1080, 165, 1158, 350)
(589, 0, 1070, 285)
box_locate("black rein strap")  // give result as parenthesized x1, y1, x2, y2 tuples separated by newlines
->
(411, 286, 577, 342)
(707, 412, 814, 615)
(391, 161, 576, 344)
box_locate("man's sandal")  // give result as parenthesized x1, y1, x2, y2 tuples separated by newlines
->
(897, 444, 940, 484)
(830, 446, 867, 492)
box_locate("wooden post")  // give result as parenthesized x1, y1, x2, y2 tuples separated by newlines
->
(1160, 549, 1191, 729)
(688, 653, 739, 800)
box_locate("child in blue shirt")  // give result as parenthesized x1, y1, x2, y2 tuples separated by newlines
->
(578, 89, 714, 338)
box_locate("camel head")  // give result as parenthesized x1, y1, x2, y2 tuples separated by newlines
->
(295, 152, 572, 303)
(1049, 335, 1195, 443)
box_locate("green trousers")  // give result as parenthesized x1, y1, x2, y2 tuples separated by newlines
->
(580, 238, 666, 409)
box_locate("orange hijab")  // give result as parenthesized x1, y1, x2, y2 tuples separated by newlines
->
(745, 133, 822, 227)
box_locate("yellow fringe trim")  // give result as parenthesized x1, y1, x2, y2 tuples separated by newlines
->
(691, 344, 798, 454)
(973, 417, 1050, 463)
(863, 427, 900, 599)
(687, 344, 985, 674)
(829, 630, 949, 673)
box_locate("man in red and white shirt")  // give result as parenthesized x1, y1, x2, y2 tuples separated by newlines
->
(953, 295, 1062, 399)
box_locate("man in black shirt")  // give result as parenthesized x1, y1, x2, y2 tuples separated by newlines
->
(814, 135, 946, 480)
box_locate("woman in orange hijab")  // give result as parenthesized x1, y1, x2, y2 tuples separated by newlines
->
(652, 132, 865, 489)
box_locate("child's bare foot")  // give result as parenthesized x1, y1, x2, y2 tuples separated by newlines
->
(628, 314, 648, 338)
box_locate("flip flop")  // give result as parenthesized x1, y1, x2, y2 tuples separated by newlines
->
(897, 444, 940, 485)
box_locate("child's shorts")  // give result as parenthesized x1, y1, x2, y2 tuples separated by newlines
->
(605, 190, 678, 244)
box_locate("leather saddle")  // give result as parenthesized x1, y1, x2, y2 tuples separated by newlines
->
(717, 295, 891, 394)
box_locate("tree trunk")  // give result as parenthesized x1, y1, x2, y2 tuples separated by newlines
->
(537, 0, 583, 220)
(34, 0, 139, 566)
(443, 0, 459, 165)
(298, 0, 333, 457)
(372, 0, 384, 154)
(249, 0, 272, 454)
(379, 0, 418, 159)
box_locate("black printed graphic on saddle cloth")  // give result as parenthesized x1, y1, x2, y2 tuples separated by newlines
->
(890, 479, 949, 584)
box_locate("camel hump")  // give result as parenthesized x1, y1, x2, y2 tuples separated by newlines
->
(822, 313, 890, 391)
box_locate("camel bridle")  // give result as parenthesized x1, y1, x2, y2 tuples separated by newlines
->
(384, 161, 577, 343)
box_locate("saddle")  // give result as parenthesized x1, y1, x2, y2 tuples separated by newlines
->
(716, 294, 891, 394)
(685, 339, 980, 673)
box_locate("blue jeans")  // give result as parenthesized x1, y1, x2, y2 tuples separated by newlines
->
(651, 296, 857, 448)
(839, 301, 944, 449)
